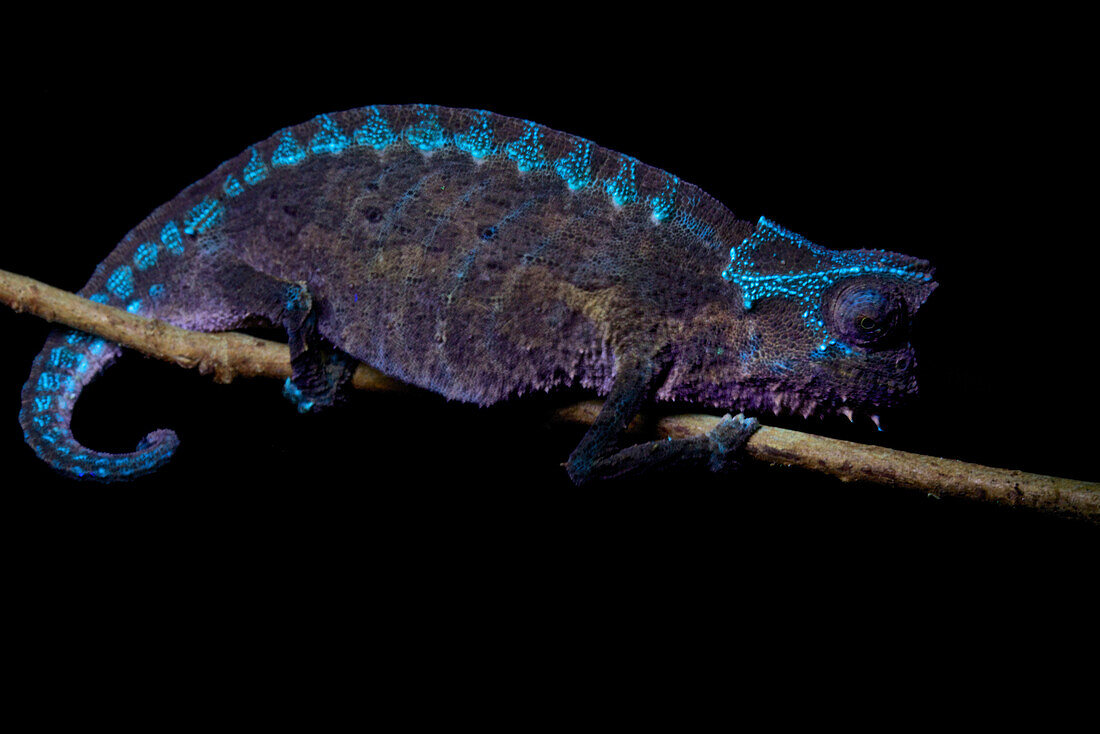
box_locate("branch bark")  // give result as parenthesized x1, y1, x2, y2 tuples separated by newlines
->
(3, 267, 1098, 523)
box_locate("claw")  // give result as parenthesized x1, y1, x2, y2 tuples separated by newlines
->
(282, 378, 316, 413)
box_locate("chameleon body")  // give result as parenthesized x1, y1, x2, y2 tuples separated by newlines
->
(19, 104, 936, 482)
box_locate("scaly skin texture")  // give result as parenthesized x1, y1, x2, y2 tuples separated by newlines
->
(18, 104, 936, 482)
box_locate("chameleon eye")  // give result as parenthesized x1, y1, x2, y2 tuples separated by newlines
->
(829, 282, 906, 348)
(857, 315, 879, 332)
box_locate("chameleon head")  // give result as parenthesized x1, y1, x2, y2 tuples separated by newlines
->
(671, 217, 937, 422)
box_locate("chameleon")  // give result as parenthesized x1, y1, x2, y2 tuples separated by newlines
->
(18, 104, 936, 483)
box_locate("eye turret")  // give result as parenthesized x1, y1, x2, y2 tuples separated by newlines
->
(828, 280, 907, 348)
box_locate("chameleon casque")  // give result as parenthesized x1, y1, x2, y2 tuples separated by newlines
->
(19, 104, 937, 483)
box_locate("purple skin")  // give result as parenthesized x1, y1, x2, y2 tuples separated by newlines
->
(18, 105, 936, 482)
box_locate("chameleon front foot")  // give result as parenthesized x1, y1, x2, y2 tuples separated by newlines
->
(565, 412, 761, 485)
(705, 413, 760, 473)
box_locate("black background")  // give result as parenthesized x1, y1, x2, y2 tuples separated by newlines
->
(2, 13, 1096, 658)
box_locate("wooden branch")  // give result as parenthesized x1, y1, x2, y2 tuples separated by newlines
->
(3, 267, 1098, 523)
(0, 268, 407, 392)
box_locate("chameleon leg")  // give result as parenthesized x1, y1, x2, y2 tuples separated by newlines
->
(280, 286, 353, 414)
(198, 254, 352, 413)
(565, 354, 759, 485)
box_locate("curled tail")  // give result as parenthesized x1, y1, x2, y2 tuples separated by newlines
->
(19, 327, 179, 481)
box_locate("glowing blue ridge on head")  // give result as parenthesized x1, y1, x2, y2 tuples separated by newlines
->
(813, 339, 854, 357)
(243, 147, 269, 185)
(223, 174, 245, 198)
(161, 221, 184, 255)
(504, 122, 548, 172)
(723, 216, 931, 347)
(183, 196, 224, 235)
(271, 130, 307, 167)
(405, 105, 449, 151)
(106, 265, 134, 300)
(453, 110, 496, 158)
(754, 217, 813, 249)
(133, 242, 158, 270)
(309, 114, 351, 155)
(553, 140, 593, 190)
(353, 107, 397, 149)
(603, 157, 638, 206)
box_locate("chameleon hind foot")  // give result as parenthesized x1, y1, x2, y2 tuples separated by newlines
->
(273, 278, 355, 414)
(283, 352, 354, 414)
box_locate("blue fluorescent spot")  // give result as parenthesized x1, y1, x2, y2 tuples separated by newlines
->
(554, 140, 593, 190)
(453, 110, 496, 158)
(504, 122, 548, 172)
(183, 196, 224, 235)
(149, 283, 166, 300)
(47, 347, 73, 367)
(405, 105, 449, 151)
(603, 157, 638, 206)
(353, 107, 397, 149)
(133, 241, 158, 270)
(649, 175, 679, 221)
(271, 130, 308, 167)
(243, 147, 269, 185)
(309, 114, 351, 155)
(88, 338, 107, 355)
(126, 299, 143, 314)
(34, 395, 52, 412)
(48, 347, 88, 373)
(36, 372, 71, 392)
(223, 174, 245, 198)
(106, 265, 134, 300)
(65, 330, 92, 346)
(161, 221, 184, 255)
(90, 293, 109, 304)
(284, 284, 307, 312)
